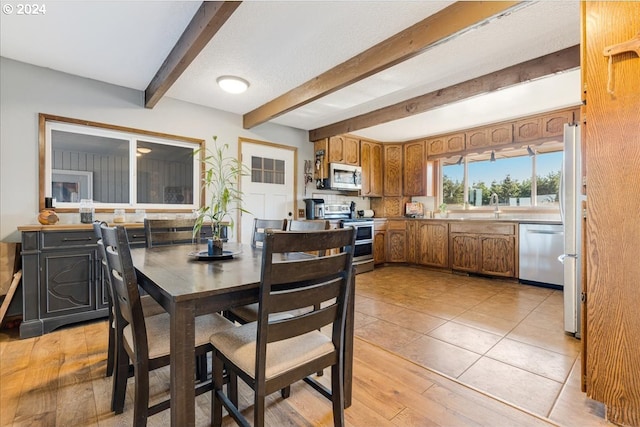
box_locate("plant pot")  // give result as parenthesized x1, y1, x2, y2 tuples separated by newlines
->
(208, 238, 224, 256)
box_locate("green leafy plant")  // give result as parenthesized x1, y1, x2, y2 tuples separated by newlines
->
(439, 202, 448, 212)
(193, 136, 250, 246)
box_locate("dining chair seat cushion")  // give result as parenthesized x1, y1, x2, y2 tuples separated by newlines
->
(125, 313, 235, 359)
(140, 295, 165, 317)
(210, 322, 334, 380)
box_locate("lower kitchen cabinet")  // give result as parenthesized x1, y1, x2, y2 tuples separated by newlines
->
(449, 222, 517, 278)
(386, 219, 407, 263)
(414, 221, 449, 268)
(373, 219, 387, 265)
(18, 224, 146, 338)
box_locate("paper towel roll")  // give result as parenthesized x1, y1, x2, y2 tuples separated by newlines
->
(361, 209, 374, 218)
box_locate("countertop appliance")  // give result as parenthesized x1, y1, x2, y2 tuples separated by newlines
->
(559, 123, 584, 337)
(519, 223, 564, 287)
(328, 163, 362, 191)
(303, 198, 325, 219)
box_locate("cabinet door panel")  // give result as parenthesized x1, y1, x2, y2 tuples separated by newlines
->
(403, 141, 425, 196)
(383, 144, 403, 196)
(386, 230, 406, 263)
(418, 222, 449, 268)
(450, 234, 479, 272)
(479, 235, 515, 277)
(361, 140, 383, 196)
(374, 231, 386, 265)
(41, 251, 94, 317)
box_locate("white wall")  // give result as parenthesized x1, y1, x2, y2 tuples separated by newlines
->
(0, 57, 313, 242)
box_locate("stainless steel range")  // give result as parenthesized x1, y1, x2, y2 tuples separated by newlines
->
(322, 203, 374, 274)
(340, 218, 374, 274)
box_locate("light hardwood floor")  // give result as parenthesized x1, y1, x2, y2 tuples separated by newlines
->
(0, 266, 612, 426)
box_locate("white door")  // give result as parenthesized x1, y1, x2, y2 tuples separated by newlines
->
(239, 139, 296, 245)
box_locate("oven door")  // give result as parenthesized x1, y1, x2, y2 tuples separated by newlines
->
(353, 240, 373, 262)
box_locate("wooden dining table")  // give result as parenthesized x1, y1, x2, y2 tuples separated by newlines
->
(130, 242, 355, 427)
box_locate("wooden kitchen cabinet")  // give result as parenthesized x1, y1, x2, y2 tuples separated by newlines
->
(386, 219, 407, 263)
(328, 135, 360, 165)
(383, 144, 403, 196)
(514, 117, 542, 142)
(542, 109, 575, 138)
(414, 221, 449, 268)
(403, 140, 426, 196)
(373, 219, 387, 265)
(488, 123, 513, 146)
(360, 139, 383, 197)
(449, 222, 517, 278)
(466, 128, 490, 150)
(427, 132, 465, 157)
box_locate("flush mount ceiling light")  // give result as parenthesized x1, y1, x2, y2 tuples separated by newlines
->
(217, 76, 249, 94)
(137, 147, 151, 154)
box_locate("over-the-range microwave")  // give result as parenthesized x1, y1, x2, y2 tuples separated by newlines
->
(329, 163, 362, 191)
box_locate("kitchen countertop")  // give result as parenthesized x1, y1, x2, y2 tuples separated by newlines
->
(370, 217, 562, 225)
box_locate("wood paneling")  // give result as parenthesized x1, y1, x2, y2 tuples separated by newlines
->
(583, 2, 640, 425)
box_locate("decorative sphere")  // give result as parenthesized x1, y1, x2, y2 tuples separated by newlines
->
(38, 209, 59, 225)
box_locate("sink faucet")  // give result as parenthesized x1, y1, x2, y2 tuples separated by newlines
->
(490, 193, 500, 218)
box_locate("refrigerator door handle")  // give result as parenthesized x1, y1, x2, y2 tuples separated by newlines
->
(558, 253, 578, 263)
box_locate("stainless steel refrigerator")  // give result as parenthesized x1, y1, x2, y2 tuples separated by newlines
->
(559, 123, 584, 337)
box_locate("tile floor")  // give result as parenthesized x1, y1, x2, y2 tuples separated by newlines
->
(354, 265, 612, 426)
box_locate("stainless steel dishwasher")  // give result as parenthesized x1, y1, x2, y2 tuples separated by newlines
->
(519, 223, 564, 287)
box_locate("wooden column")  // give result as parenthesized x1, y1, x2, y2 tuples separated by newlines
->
(583, 2, 640, 426)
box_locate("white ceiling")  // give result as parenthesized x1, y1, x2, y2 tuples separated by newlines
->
(0, 1, 581, 142)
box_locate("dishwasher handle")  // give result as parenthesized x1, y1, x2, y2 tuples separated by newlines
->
(526, 229, 564, 235)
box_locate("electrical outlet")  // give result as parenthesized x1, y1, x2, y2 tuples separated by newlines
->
(298, 209, 305, 218)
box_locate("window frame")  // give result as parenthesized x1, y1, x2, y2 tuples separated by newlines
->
(438, 142, 563, 213)
(39, 113, 205, 212)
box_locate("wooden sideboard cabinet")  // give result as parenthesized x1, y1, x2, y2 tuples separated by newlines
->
(449, 222, 517, 278)
(19, 225, 146, 338)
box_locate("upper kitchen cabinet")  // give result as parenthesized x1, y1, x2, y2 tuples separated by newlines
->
(328, 135, 360, 166)
(488, 123, 514, 146)
(383, 144, 403, 196)
(360, 139, 383, 197)
(427, 133, 465, 157)
(403, 140, 426, 196)
(542, 109, 576, 137)
(514, 117, 542, 142)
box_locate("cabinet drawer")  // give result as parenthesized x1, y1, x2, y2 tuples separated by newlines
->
(450, 222, 515, 235)
(42, 231, 97, 249)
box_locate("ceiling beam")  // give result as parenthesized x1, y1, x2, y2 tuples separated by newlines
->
(243, 1, 522, 129)
(144, 1, 241, 109)
(308, 45, 581, 141)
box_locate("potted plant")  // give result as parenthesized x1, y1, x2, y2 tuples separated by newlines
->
(193, 136, 249, 255)
(438, 202, 448, 218)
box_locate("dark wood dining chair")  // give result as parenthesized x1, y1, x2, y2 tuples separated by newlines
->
(210, 227, 357, 427)
(100, 224, 237, 427)
(93, 222, 165, 383)
(231, 219, 331, 324)
(250, 218, 287, 248)
(144, 217, 214, 247)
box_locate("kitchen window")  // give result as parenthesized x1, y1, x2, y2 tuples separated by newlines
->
(441, 143, 562, 210)
(40, 114, 204, 212)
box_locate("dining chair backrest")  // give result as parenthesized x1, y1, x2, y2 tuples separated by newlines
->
(287, 219, 331, 231)
(250, 218, 287, 248)
(256, 227, 356, 379)
(101, 224, 149, 358)
(144, 218, 212, 247)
